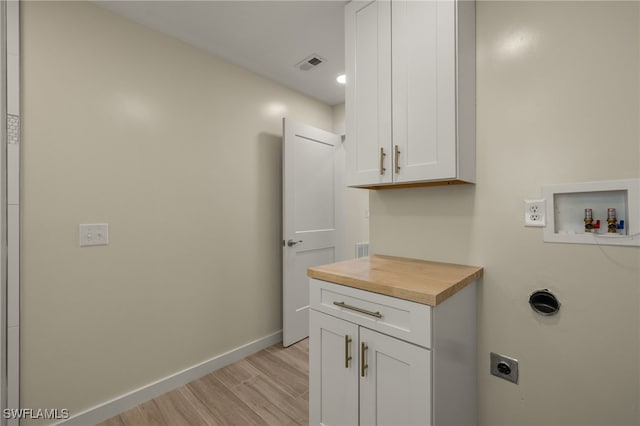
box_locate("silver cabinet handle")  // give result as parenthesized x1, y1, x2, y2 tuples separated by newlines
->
(333, 301, 382, 318)
(379, 147, 386, 175)
(345, 335, 352, 368)
(287, 239, 303, 247)
(394, 145, 401, 174)
(361, 342, 368, 377)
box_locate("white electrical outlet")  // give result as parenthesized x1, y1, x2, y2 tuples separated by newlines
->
(524, 200, 546, 227)
(79, 223, 109, 247)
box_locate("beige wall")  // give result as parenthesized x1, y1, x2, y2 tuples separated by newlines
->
(21, 1, 640, 424)
(21, 0, 333, 418)
(332, 102, 370, 259)
(371, 2, 640, 425)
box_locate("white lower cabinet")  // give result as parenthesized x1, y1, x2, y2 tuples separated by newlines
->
(309, 278, 477, 426)
(309, 310, 359, 426)
(359, 327, 431, 426)
(310, 310, 431, 426)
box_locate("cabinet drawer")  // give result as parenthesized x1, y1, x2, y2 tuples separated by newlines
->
(310, 278, 431, 348)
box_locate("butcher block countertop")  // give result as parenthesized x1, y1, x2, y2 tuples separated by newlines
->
(307, 254, 483, 306)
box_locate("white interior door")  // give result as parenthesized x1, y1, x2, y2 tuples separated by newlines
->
(283, 118, 344, 347)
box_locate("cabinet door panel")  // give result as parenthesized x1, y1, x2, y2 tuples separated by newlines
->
(360, 328, 431, 426)
(309, 310, 359, 426)
(345, 0, 392, 186)
(392, 0, 456, 183)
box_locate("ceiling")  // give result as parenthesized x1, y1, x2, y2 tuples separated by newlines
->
(94, 1, 347, 106)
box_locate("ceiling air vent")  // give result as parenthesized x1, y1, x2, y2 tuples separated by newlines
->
(296, 54, 327, 71)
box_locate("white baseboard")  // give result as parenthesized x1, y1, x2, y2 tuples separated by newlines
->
(55, 330, 283, 426)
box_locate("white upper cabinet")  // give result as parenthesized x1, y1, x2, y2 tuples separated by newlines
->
(345, 0, 392, 186)
(345, 0, 476, 188)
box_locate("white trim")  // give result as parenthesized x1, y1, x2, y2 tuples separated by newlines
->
(5, 327, 18, 426)
(0, 2, 8, 423)
(2, 1, 21, 425)
(55, 331, 283, 426)
(542, 178, 640, 246)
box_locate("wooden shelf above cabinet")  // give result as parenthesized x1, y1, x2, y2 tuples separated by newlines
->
(308, 254, 483, 306)
(353, 179, 472, 190)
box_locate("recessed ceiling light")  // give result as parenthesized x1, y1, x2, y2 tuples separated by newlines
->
(336, 74, 346, 85)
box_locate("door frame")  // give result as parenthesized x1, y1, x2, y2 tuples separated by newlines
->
(2, 2, 21, 424)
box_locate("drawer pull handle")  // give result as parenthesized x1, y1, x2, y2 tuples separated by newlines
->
(361, 342, 368, 377)
(344, 335, 352, 368)
(394, 145, 401, 174)
(379, 147, 386, 175)
(333, 301, 382, 319)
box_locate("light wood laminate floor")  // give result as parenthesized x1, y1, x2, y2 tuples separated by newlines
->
(97, 339, 309, 426)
